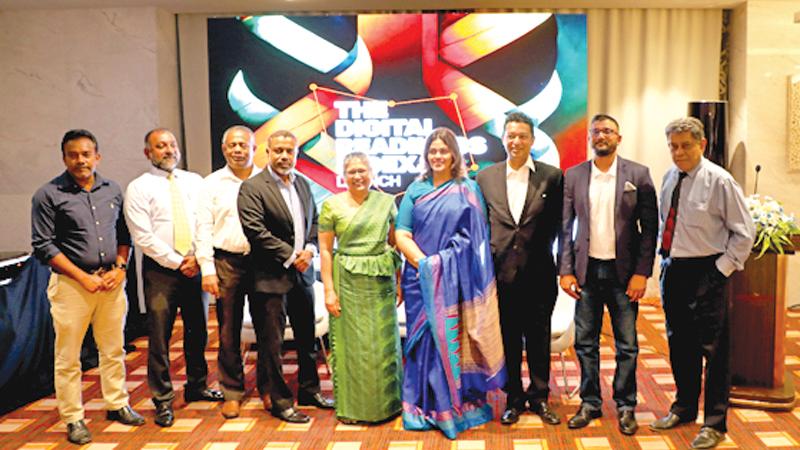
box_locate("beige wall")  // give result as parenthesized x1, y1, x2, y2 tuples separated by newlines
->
(0, 7, 180, 252)
(729, 0, 800, 306)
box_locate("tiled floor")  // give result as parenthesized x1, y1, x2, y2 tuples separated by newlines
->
(2, 302, 800, 449)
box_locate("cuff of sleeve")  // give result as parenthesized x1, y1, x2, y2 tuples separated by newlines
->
(304, 244, 317, 257)
(166, 253, 184, 270)
(284, 252, 297, 269)
(715, 258, 736, 278)
(200, 261, 216, 277)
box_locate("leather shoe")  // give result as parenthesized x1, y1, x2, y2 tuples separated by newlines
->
(184, 388, 224, 402)
(530, 401, 561, 425)
(649, 411, 692, 431)
(500, 407, 522, 425)
(567, 406, 602, 429)
(66, 420, 91, 445)
(106, 405, 145, 426)
(691, 427, 725, 449)
(221, 400, 240, 419)
(154, 403, 174, 427)
(618, 410, 638, 435)
(297, 392, 334, 409)
(271, 407, 311, 423)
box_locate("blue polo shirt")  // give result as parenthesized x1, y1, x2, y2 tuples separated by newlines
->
(31, 171, 130, 272)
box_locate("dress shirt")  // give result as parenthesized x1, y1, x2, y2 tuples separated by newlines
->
(267, 167, 315, 268)
(588, 156, 617, 259)
(659, 157, 756, 276)
(31, 171, 130, 272)
(125, 167, 205, 270)
(506, 156, 536, 224)
(196, 165, 262, 277)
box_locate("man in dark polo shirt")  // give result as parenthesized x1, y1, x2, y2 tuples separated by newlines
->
(31, 129, 145, 445)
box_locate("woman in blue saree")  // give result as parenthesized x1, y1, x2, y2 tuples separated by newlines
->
(395, 127, 506, 439)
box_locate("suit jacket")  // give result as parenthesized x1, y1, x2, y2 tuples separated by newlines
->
(559, 156, 658, 286)
(237, 169, 317, 295)
(476, 160, 564, 287)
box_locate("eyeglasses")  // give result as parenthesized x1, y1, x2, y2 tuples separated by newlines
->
(589, 128, 618, 137)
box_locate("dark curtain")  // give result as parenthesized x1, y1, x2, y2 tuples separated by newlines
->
(0, 257, 54, 415)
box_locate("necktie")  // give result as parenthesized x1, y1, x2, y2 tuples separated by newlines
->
(169, 173, 192, 255)
(660, 171, 688, 257)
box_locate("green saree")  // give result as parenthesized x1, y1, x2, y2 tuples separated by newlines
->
(319, 191, 403, 422)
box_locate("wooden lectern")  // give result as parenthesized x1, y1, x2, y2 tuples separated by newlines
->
(729, 238, 798, 410)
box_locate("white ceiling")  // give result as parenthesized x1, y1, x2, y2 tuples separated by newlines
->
(0, 0, 746, 14)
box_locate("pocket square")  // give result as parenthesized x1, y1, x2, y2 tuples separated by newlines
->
(624, 181, 637, 192)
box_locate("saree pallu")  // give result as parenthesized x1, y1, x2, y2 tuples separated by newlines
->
(326, 193, 403, 422)
(401, 181, 506, 439)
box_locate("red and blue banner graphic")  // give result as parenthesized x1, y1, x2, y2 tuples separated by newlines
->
(208, 13, 587, 201)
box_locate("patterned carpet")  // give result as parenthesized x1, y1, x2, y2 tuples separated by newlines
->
(3, 300, 800, 449)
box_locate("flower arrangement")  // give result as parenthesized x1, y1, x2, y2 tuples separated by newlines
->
(745, 194, 800, 257)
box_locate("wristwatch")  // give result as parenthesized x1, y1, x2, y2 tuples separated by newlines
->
(113, 262, 128, 271)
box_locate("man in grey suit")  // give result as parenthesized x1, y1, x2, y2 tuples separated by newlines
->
(237, 130, 333, 423)
(559, 114, 658, 435)
(476, 111, 563, 426)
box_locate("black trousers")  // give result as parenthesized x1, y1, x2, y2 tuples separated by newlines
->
(498, 276, 557, 408)
(214, 251, 252, 401)
(142, 256, 209, 405)
(250, 278, 320, 411)
(660, 255, 730, 432)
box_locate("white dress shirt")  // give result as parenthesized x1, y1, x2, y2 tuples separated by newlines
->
(506, 156, 536, 224)
(588, 156, 617, 260)
(267, 167, 316, 268)
(125, 167, 205, 270)
(195, 165, 262, 277)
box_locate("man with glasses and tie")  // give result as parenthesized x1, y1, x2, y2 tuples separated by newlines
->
(649, 117, 754, 449)
(125, 128, 223, 428)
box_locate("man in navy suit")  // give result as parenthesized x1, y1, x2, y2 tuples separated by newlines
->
(559, 114, 658, 435)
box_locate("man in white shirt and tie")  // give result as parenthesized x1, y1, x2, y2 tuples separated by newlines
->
(195, 125, 261, 419)
(125, 128, 223, 428)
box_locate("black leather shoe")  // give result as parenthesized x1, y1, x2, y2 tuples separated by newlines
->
(649, 411, 692, 431)
(297, 392, 334, 409)
(618, 410, 638, 435)
(272, 407, 311, 423)
(567, 406, 602, 429)
(106, 405, 145, 426)
(500, 407, 522, 425)
(691, 427, 725, 449)
(530, 401, 561, 425)
(154, 403, 174, 427)
(184, 388, 224, 402)
(66, 420, 91, 445)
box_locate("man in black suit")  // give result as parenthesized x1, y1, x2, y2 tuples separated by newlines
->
(476, 111, 564, 426)
(559, 114, 658, 435)
(237, 130, 333, 423)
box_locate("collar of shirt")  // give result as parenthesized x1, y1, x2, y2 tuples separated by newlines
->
(505, 156, 536, 178)
(591, 155, 618, 181)
(222, 164, 262, 181)
(683, 157, 706, 180)
(268, 165, 296, 185)
(148, 165, 180, 178)
(56, 170, 110, 193)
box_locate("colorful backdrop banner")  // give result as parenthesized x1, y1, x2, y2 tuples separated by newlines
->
(208, 13, 587, 201)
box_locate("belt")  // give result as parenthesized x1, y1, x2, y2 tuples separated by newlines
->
(214, 248, 247, 258)
(663, 253, 721, 263)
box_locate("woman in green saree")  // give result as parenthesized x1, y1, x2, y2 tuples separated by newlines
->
(319, 152, 403, 424)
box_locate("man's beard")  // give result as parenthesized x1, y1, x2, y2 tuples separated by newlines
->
(151, 155, 179, 172)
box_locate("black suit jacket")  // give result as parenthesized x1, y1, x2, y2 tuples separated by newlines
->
(237, 169, 317, 295)
(559, 156, 658, 286)
(476, 160, 563, 287)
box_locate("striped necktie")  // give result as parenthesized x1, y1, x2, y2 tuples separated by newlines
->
(168, 173, 192, 255)
(660, 171, 688, 257)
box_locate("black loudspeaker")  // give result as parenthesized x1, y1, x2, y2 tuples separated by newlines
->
(688, 101, 728, 168)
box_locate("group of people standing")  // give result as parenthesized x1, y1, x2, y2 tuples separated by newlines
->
(31, 110, 755, 450)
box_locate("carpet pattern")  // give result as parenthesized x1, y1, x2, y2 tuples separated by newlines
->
(3, 301, 800, 449)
